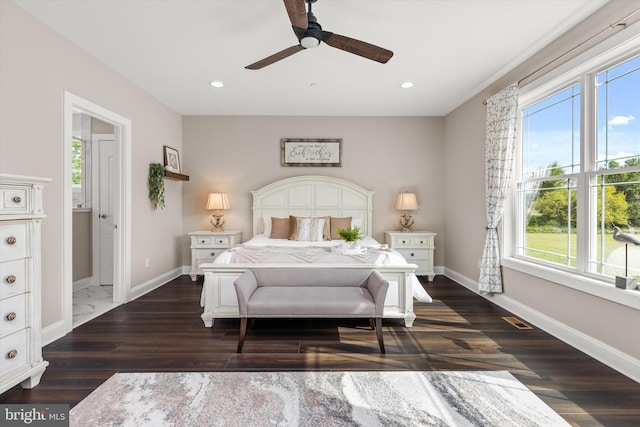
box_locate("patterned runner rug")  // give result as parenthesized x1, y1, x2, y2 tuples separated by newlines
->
(70, 370, 569, 426)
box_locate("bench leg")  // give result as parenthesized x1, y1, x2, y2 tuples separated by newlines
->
(237, 318, 247, 353)
(375, 317, 385, 354)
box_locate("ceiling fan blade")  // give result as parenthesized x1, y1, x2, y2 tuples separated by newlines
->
(283, 0, 308, 29)
(322, 32, 393, 64)
(245, 45, 305, 70)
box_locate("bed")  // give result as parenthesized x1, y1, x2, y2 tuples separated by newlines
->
(199, 175, 431, 327)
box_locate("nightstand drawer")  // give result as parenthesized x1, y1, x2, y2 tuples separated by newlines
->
(0, 293, 27, 338)
(0, 223, 28, 262)
(396, 248, 428, 262)
(195, 249, 223, 262)
(409, 235, 433, 247)
(391, 235, 433, 248)
(212, 236, 230, 246)
(195, 236, 213, 246)
(0, 259, 27, 299)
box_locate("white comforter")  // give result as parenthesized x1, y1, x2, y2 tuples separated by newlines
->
(212, 235, 432, 303)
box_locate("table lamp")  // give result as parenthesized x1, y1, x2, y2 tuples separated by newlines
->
(206, 192, 230, 232)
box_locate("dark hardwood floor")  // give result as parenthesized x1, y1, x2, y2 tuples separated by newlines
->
(1, 275, 639, 426)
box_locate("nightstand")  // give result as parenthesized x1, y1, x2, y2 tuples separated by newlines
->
(189, 231, 242, 281)
(384, 231, 436, 280)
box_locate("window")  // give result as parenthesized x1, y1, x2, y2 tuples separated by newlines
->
(72, 137, 91, 209)
(516, 53, 640, 285)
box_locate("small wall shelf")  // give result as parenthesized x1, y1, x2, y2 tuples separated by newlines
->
(164, 171, 189, 181)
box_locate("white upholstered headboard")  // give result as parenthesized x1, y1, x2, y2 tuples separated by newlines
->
(251, 175, 374, 237)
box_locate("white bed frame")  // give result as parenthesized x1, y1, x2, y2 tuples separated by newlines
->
(200, 175, 418, 327)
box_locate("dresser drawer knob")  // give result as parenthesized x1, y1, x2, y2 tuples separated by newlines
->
(410, 253, 415, 257)
(6, 312, 17, 321)
(7, 349, 18, 359)
(211, 252, 216, 256)
(12, 196, 22, 203)
(201, 240, 206, 243)
(6, 275, 17, 284)
(6, 236, 17, 245)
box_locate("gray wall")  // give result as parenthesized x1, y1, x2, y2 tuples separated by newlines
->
(181, 116, 446, 265)
(0, 1, 184, 330)
(442, 0, 640, 364)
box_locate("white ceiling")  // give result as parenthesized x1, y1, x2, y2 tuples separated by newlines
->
(14, 0, 607, 116)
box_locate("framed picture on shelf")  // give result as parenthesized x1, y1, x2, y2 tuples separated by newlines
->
(163, 145, 181, 173)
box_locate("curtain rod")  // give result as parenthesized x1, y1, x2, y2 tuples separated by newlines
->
(483, 7, 640, 105)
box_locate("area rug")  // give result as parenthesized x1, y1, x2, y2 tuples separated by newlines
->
(70, 371, 569, 426)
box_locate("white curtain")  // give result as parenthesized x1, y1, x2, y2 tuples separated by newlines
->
(479, 83, 518, 294)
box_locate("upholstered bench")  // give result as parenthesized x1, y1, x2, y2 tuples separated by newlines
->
(233, 268, 389, 353)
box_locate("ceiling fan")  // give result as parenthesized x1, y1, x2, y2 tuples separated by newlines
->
(245, 0, 393, 70)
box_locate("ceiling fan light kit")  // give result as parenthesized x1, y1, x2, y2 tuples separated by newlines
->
(245, 0, 393, 70)
(301, 36, 320, 49)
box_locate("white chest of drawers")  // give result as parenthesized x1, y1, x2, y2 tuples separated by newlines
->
(1, 174, 50, 395)
(384, 231, 436, 281)
(189, 231, 242, 280)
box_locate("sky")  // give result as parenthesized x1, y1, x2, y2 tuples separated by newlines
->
(522, 54, 640, 177)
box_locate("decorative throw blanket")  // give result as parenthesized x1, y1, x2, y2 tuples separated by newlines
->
(203, 241, 433, 303)
(227, 245, 394, 264)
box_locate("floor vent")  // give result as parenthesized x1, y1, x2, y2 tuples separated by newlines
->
(502, 316, 533, 330)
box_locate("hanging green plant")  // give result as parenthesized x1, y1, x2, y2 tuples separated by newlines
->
(148, 163, 165, 210)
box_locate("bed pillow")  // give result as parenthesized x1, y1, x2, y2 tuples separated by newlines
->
(330, 216, 352, 240)
(269, 217, 290, 239)
(289, 215, 331, 240)
(294, 217, 326, 241)
(262, 216, 272, 236)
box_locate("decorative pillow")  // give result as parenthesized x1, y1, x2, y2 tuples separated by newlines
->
(289, 215, 331, 240)
(295, 217, 326, 241)
(330, 217, 352, 240)
(269, 217, 290, 239)
(262, 216, 272, 236)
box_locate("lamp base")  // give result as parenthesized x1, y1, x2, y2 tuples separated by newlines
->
(615, 276, 638, 290)
(399, 212, 414, 232)
(210, 214, 225, 232)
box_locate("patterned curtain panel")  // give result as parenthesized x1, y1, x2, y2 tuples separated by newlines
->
(479, 84, 518, 294)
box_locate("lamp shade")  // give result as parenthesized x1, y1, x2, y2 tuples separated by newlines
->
(395, 192, 418, 211)
(206, 192, 230, 210)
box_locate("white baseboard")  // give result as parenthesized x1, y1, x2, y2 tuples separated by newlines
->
(41, 320, 66, 347)
(443, 267, 640, 383)
(129, 267, 183, 301)
(72, 277, 93, 292)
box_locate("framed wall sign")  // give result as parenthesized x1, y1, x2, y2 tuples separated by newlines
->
(281, 138, 342, 167)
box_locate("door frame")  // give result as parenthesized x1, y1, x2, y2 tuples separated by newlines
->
(63, 91, 131, 333)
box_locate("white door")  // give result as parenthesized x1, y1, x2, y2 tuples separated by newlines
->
(97, 137, 116, 285)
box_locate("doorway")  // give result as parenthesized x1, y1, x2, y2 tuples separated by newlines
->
(64, 92, 132, 333)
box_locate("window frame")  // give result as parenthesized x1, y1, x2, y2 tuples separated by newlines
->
(502, 23, 640, 311)
(71, 137, 92, 210)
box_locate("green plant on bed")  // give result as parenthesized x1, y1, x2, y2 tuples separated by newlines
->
(336, 225, 364, 242)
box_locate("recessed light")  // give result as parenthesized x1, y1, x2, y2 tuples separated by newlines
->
(209, 81, 224, 88)
(400, 82, 414, 89)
